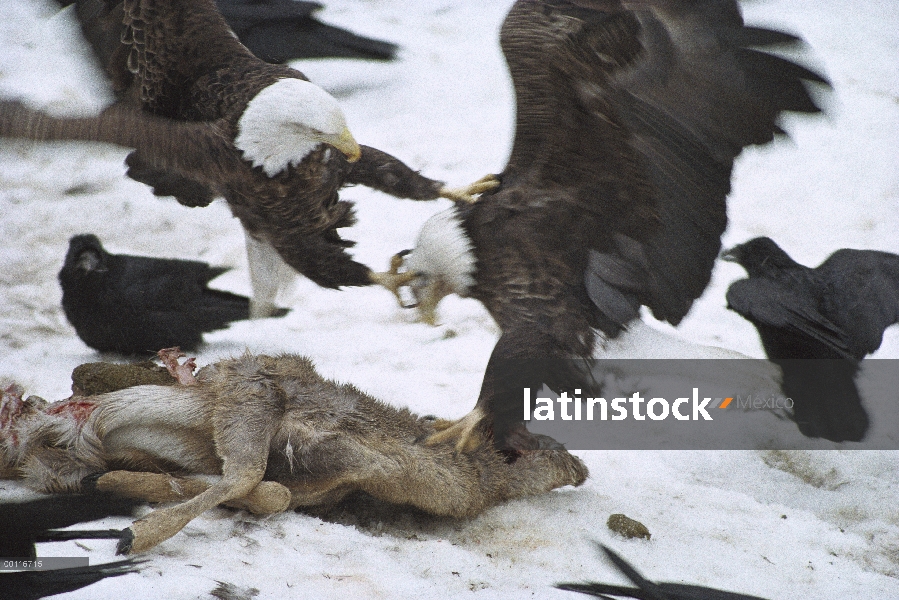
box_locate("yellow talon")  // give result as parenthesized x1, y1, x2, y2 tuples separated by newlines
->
(369, 252, 417, 308)
(425, 407, 486, 453)
(439, 174, 500, 204)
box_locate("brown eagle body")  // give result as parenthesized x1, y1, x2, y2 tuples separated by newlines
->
(0, 0, 452, 298)
(389, 0, 830, 449)
(112, 0, 448, 289)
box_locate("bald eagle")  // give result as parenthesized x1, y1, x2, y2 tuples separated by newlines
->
(0, 0, 492, 316)
(374, 0, 830, 452)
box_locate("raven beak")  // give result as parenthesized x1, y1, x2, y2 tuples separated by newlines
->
(719, 247, 738, 263)
(332, 127, 361, 163)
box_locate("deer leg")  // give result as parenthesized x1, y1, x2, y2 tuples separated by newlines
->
(91, 471, 291, 515)
(117, 408, 283, 554)
(90, 471, 209, 503)
(284, 482, 353, 510)
(118, 463, 274, 554)
(226, 481, 291, 514)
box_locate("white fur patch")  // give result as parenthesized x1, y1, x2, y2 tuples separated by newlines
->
(404, 209, 476, 294)
(236, 78, 349, 177)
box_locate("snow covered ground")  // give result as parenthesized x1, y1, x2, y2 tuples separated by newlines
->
(1, 0, 898, 598)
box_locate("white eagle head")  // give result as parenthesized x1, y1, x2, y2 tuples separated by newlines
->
(376, 209, 477, 326)
(236, 78, 361, 177)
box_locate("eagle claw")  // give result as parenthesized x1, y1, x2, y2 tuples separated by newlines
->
(439, 174, 500, 204)
(369, 253, 418, 308)
(424, 407, 486, 453)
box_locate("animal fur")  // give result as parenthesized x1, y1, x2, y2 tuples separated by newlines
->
(0, 355, 588, 554)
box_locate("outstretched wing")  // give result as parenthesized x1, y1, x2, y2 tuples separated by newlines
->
(815, 249, 899, 358)
(0, 100, 239, 196)
(55, 0, 134, 95)
(500, 0, 828, 333)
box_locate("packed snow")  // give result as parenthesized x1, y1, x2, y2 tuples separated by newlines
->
(1, 0, 897, 598)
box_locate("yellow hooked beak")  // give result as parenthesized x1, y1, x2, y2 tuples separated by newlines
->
(331, 127, 361, 162)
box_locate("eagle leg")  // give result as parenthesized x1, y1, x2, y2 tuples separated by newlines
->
(439, 174, 500, 203)
(369, 252, 418, 307)
(425, 406, 486, 453)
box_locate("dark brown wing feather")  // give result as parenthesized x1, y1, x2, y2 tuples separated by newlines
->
(61, 0, 134, 95)
(486, 0, 828, 333)
(0, 100, 238, 193)
(471, 0, 828, 446)
(120, 0, 303, 121)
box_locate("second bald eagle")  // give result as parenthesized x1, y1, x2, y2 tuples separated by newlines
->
(376, 0, 830, 452)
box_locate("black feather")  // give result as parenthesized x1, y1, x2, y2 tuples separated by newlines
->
(56, 0, 397, 65)
(0, 494, 143, 599)
(0, 559, 141, 600)
(557, 544, 771, 600)
(0, 494, 139, 559)
(217, 0, 398, 63)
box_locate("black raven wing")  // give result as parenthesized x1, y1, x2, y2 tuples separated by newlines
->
(726, 278, 853, 359)
(0, 494, 139, 558)
(0, 559, 141, 600)
(726, 277, 868, 441)
(216, 0, 398, 63)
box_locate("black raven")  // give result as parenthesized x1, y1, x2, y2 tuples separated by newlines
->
(722, 236, 899, 442)
(557, 544, 771, 600)
(59, 234, 286, 355)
